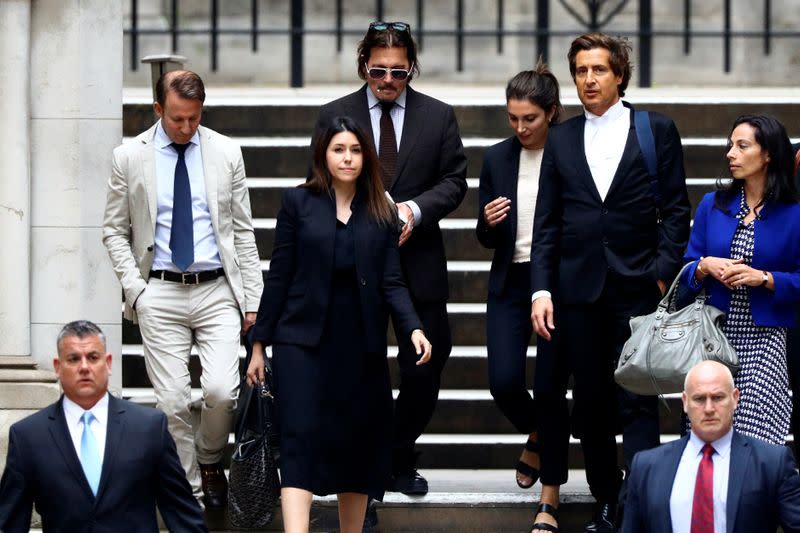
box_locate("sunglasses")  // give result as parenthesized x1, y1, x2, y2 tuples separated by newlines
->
(369, 21, 410, 33)
(365, 65, 411, 81)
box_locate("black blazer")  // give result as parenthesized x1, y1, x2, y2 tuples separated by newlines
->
(0, 395, 207, 533)
(476, 136, 528, 295)
(251, 187, 422, 353)
(622, 431, 800, 532)
(314, 85, 468, 302)
(532, 102, 691, 304)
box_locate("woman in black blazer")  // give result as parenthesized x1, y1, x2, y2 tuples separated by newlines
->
(246, 117, 431, 533)
(476, 64, 565, 532)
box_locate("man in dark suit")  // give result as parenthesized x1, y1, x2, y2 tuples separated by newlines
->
(622, 360, 800, 532)
(531, 32, 691, 531)
(313, 21, 467, 499)
(0, 320, 207, 533)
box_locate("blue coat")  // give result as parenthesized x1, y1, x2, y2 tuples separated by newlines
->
(622, 431, 800, 533)
(681, 191, 800, 327)
(0, 395, 207, 533)
(251, 186, 421, 353)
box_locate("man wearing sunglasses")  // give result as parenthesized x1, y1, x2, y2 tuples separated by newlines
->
(313, 21, 468, 503)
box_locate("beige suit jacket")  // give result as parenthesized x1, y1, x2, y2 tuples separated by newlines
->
(102, 123, 263, 323)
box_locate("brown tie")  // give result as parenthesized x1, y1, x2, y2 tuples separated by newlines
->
(378, 101, 397, 189)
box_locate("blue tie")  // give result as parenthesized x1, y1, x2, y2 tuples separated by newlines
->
(80, 412, 101, 496)
(170, 142, 194, 271)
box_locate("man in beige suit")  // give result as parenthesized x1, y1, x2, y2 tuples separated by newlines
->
(102, 70, 263, 509)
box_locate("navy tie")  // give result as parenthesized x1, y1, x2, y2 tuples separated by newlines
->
(170, 142, 194, 271)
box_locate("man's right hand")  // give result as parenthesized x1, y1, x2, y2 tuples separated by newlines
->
(531, 297, 555, 341)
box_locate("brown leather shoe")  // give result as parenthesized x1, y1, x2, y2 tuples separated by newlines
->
(199, 462, 228, 508)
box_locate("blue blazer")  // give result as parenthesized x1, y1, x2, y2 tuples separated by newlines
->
(476, 136, 528, 295)
(622, 431, 800, 533)
(681, 191, 800, 327)
(251, 186, 421, 353)
(0, 395, 207, 533)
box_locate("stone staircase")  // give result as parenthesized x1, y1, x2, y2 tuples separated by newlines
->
(121, 86, 799, 532)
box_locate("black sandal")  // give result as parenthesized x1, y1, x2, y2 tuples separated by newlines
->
(516, 438, 540, 489)
(531, 502, 559, 532)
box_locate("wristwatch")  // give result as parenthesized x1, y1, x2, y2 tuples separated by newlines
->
(761, 271, 769, 286)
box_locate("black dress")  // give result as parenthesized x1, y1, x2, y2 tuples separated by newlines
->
(272, 218, 393, 497)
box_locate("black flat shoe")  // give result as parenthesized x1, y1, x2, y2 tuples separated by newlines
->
(531, 502, 559, 532)
(585, 502, 616, 532)
(516, 438, 541, 489)
(387, 469, 428, 495)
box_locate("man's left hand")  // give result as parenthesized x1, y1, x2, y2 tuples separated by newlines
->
(241, 312, 257, 335)
(397, 203, 415, 246)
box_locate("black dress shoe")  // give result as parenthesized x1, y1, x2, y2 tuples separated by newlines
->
(585, 502, 617, 532)
(199, 461, 228, 508)
(362, 498, 378, 533)
(387, 469, 428, 495)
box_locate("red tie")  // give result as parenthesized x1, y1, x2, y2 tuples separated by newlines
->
(691, 443, 715, 533)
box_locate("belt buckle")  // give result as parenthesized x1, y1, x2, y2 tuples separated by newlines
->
(181, 272, 200, 285)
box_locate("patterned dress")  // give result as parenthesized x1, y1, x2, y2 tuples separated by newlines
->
(725, 193, 791, 444)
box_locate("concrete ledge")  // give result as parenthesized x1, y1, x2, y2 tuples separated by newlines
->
(0, 382, 60, 409)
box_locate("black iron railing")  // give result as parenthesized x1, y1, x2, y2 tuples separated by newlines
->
(124, 0, 798, 88)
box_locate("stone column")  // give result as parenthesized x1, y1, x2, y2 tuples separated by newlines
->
(29, 0, 123, 391)
(0, 0, 60, 477)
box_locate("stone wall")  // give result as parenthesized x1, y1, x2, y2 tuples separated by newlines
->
(122, 0, 800, 87)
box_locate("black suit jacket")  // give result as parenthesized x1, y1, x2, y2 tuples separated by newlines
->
(622, 431, 800, 532)
(251, 186, 422, 353)
(0, 395, 207, 533)
(314, 85, 468, 302)
(476, 136, 527, 295)
(532, 102, 691, 304)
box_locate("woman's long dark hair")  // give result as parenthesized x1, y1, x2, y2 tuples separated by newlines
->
(305, 116, 394, 224)
(715, 114, 798, 212)
(505, 58, 563, 125)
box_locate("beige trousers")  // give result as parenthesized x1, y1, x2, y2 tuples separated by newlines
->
(135, 275, 241, 501)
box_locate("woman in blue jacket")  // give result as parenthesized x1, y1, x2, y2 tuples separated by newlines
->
(246, 117, 431, 533)
(682, 115, 800, 445)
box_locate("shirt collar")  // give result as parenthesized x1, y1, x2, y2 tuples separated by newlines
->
(584, 98, 625, 122)
(688, 427, 734, 459)
(366, 85, 407, 110)
(63, 392, 110, 428)
(155, 121, 200, 149)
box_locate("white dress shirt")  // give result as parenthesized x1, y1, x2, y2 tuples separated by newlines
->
(62, 393, 109, 470)
(531, 98, 629, 303)
(513, 147, 544, 263)
(366, 86, 422, 224)
(584, 98, 629, 201)
(151, 121, 222, 272)
(670, 429, 732, 533)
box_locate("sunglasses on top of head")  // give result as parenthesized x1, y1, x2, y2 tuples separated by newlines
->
(365, 65, 411, 81)
(369, 21, 410, 33)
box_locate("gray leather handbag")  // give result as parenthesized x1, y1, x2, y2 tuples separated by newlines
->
(615, 263, 739, 396)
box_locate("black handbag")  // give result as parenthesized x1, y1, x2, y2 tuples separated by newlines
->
(228, 340, 280, 529)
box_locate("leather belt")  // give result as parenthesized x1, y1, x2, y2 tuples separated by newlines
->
(149, 268, 225, 285)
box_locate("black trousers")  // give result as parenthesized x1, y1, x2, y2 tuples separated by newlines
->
(390, 298, 452, 472)
(536, 273, 661, 503)
(487, 262, 537, 434)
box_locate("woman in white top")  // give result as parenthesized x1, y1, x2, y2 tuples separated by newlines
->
(476, 62, 563, 533)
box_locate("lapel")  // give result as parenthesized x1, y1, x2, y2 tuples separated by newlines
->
(198, 126, 220, 232)
(502, 138, 523, 242)
(139, 124, 159, 235)
(660, 436, 689, 527)
(575, 115, 604, 204)
(604, 104, 641, 201)
(392, 86, 425, 190)
(47, 396, 96, 501)
(95, 395, 125, 504)
(346, 87, 375, 146)
(726, 431, 750, 532)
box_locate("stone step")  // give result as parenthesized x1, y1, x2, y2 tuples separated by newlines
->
(121, 345, 527, 390)
(234, 142, 725, 181)
(123, 98, 800, 139)
(123, 306, 493, 346)
(248, 177, 716, 221)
